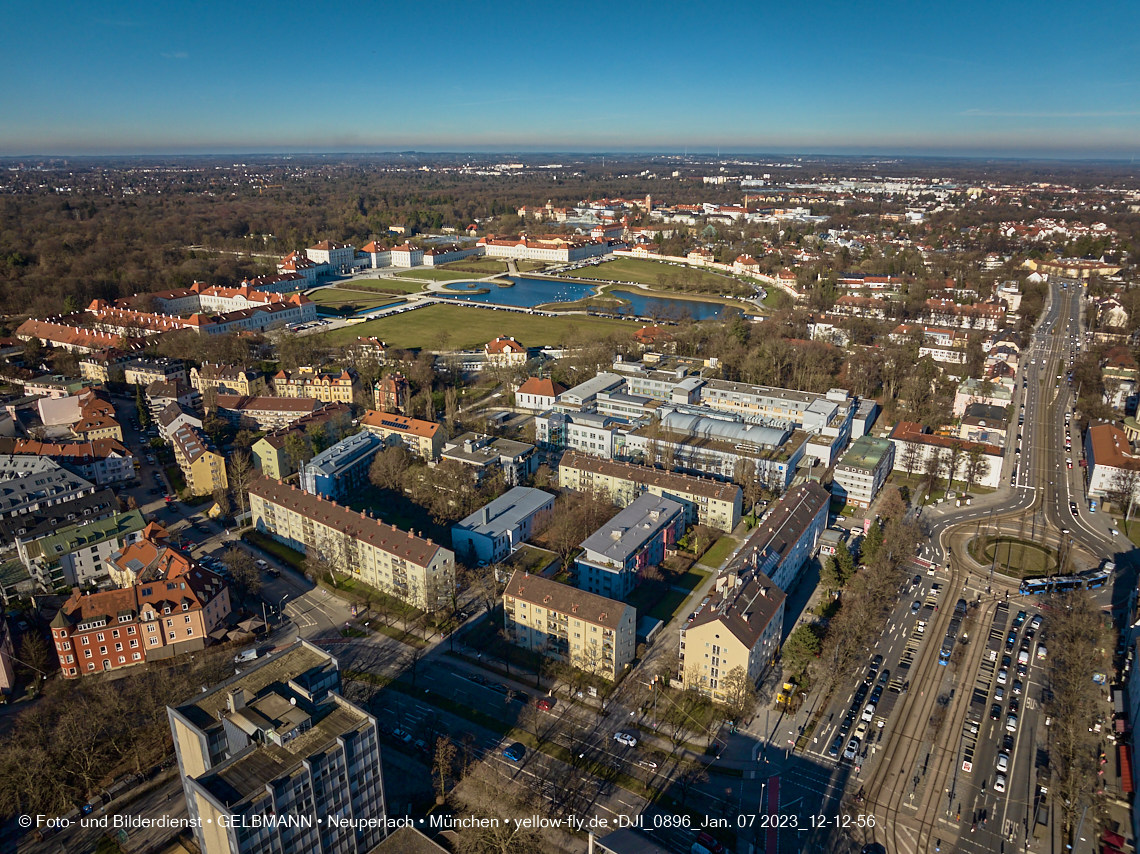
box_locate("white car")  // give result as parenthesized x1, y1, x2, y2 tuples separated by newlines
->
(997, 752, 1009, 773)
(861, 703, 876, 722)
(1006, 714, 1018, 733)
(997, 668, 1008, 685)
(613, 732, 638, 748)
(994, 774, 1007, 793)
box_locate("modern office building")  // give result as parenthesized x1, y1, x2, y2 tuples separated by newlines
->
(440, 433, 536, 486)
(575, 493, 684, 600)
(167, 641, 387, 854)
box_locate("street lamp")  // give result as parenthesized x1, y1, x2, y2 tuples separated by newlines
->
(279, 593, 290, 618)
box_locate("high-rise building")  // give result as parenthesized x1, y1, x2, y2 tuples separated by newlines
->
(167, 641, 387, 854)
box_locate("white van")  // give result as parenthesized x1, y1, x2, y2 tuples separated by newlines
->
(234, 648, 258, 664)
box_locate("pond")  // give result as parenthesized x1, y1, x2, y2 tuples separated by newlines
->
(437, 276, 728, 319)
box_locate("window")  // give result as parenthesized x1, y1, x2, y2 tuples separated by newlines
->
(127, 626, 135, 635)
(114, 643, 123, 652)
(186, 628, 193, 636)
(147, 624, 155, 633)
(132, 653, 141, 661)
(184, 615, 192, 624)
(99, 646, 107, 655)
(117, 656, 125, 664)
(129, 639, 138, 649)
(84, 649, 92, 658)
(87, 663, 95, 671)
(96, 633, 105, 642)
(149, 637, 159, 646)
(168, 632, 175, 640)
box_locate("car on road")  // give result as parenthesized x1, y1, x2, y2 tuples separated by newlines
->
(1070, 500, 1079, 515)
(994, 773, 1007, 793)
(990, 703, 1002, 720)
(869, 686, 883, 705)
(1012, 679, 1023, 696)
(829, 735, 844, 758)
(1006, 714, 1018, 732)
(1067, 458, 1073, 469)
(697, 832, 726, 854)
(1009, 698, 1020, 714)
(638, 758, 659, 769)
(878, 669, 890, 685)
(997, 751, 1009, 773)
(871, 654, 883, 668)
(1017, 662, 1028, 677)
(1002, 654, 1012, 669)
(614, 732, 638, 748)
(911, 600, 922, 614)
(843, 738, 860, 761)
(1030, 615, 1043, 631)
(994, 686, 1004, 701)
(413, 739, 428, 753)
(1013, 611, 1027, 628)
(254, 559, 268, 570)
(502, 743, 525, 762)
(997, 668, 1009, 684)
(853, 684, 869, 706)
(839, 712, 855, 735)
(535, 698, 554, 711)
(912, 574, 921, 586)
(861, 703, 876, 722)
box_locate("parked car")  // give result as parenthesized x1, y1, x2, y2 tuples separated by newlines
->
(502, 742, 525, 761)
(829, 735, 844, 758)
(1006, 714, 1018, 733)
(994, 773, 1007, 793)
(613, 732, 638, 748)
(535, 698, 554, 711)
(843, 738, 860, 760)
(861, 704, 876, 722)
(997, 752, 1009, 772)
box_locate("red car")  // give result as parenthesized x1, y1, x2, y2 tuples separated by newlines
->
(535, 698, 554, 711)
(697, 832, 725, 854)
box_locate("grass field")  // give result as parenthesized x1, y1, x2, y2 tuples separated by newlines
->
(697, 536, 738, 569)
(399, 269, 473, 282)
(338, 278, 428, 294)
(439, 258, 509, 274)
(308, 288, 405, 311)
(561, 256, 744, 292)
(321, 302, 636, 349)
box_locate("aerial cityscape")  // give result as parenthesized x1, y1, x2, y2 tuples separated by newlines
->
(1, 5, 1139, 854)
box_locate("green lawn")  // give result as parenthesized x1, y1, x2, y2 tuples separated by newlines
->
(675, 568, 710, 593)
(320, 302, 636, 349)
(308, 288, 405, 311)
(398, 268, 473, 282)
(561, 256, 746, 292)
(348, 486, 451, 545)
(697, 536, 738, 569)
(336, 278, 428, 294)
(439, 258, 510, 274)
(244, 530, 307, 572)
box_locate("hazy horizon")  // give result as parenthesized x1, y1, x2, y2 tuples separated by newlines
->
(4, 0, 1138, 160)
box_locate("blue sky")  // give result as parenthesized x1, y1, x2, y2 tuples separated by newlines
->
(3, 0, 1139, 158)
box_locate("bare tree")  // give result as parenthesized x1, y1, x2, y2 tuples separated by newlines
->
(228, 448, 255, 521)
(368, 445, 411, 492)
(432, 736, 457, 804)
(900, 441, 922, 480)
(721, 665, 759, 722)
(223, 546, 261, 599)
(962, 446, 991, 495)
(674, 763, 710, 806)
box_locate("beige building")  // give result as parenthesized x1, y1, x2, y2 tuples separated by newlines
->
(679, 566, 785, 704)
(485, 336, 528, 367)
(272, 367, 358, 404)
(124, 358, 187, 387)
(79, 349, 132, 383)
(190, 364, 268, 398)
(250, 404, 352, 480)
(359, 410, 447, 459)
(248, 477, 454, 609)
(171, 424, 228, 496)
(558, 452, 742, 532)
(503, 571, 635, 681)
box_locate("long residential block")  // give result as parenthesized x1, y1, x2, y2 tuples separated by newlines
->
(558, 452, 742, 532)
(248, 477, 454, 609)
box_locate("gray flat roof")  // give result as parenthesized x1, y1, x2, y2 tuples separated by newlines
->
(579, 493, 683, 563)
(454, 486, 555, 537)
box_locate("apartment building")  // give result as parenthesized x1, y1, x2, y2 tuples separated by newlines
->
(503, 571, 636, 681)
(888, 421, 1004, 489)
(441, 433, 536, 486)
(157, 403, 203, 443)
(832, 435, 895, 509)
(0, 438, 134, 486)
(359, 411, 447, 460)
(576, 493, 684, 601)
(300, 431, 385, 501)
(167, 641, 386, 854)
(0, 461, 96, 520)
(124, 358, 187, 387)
(51, 551, 230, 677)
(679, 567, 786, 703)
(272, 367, 359, 405)
(145, 381, 200, 420)
(373, 372, 408, 414)
(171, 424, 228, 497)
(214, 395, 322, 431)
(957, 402, 1009, 447)
(248, 477, 454, 609)
(22, 509, 146, 591)
(535, 410, 629, 458)
(249, 405, 353, 480)
(557, 453, 742, 532)
(451, 487, 555, 565)
(1086, 422, 1140, 500)
(0, 488, 117, 553)
(733, 482, 829, 593)
(190, 364, 269, 398)
(79, 348, 133, 383)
